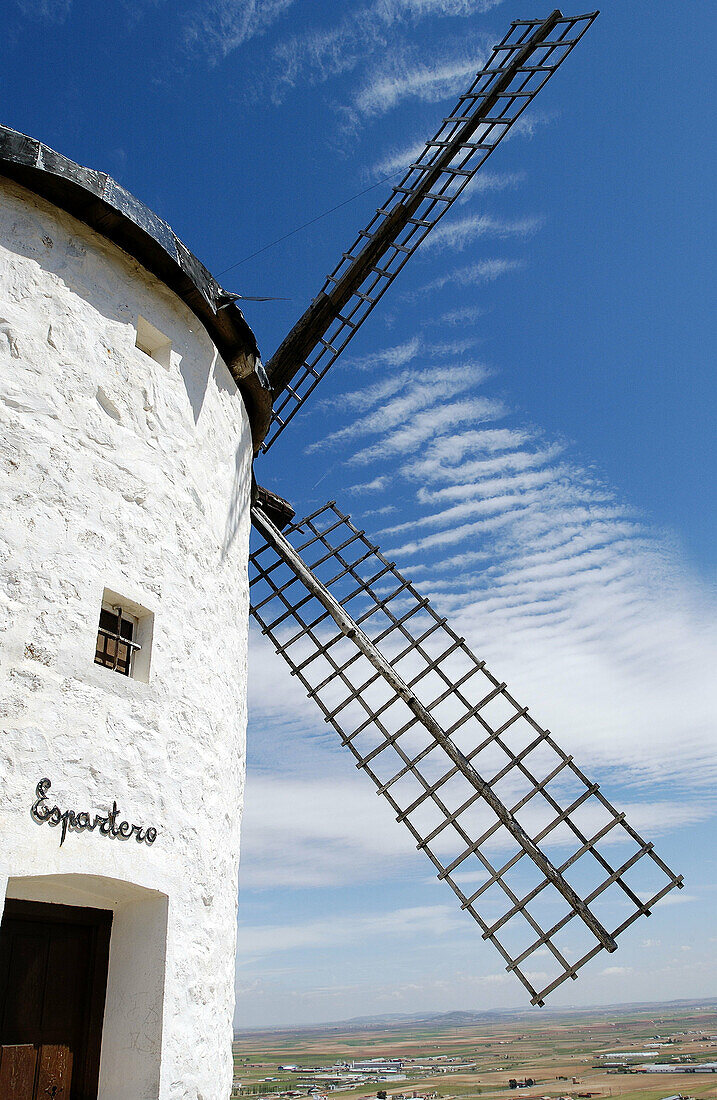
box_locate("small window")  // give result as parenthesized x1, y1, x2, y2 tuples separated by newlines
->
(135, 315, 171, 368)
(95, 605, 140, 676)
(94, 589, 154, 683)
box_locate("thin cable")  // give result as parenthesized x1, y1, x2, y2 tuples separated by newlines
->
(216, 170, 401, 277)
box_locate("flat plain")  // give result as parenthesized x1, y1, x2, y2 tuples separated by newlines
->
(232, 1001, 717, 1100)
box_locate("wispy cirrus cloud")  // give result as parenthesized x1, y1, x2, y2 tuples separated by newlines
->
(340, 335, 480, 373)
(237, 770, 417, 890)
(369, 117, 546, 197)
(352, 48, 481, 118)
(371, 139, 431, 178)
(269, 1, 500, 107)
(425, 212, 544, 252)
(185, 0, 295, 59)
(15, 0, 71, 20)
(457, 169, 526, 200)
(290, 338, 717, 791)
(421, 256, 525, 292)
(370, 145, 525, 185)
(308, 362, 495, 453)
(349, 476, 389, 493)
(437, 304, 492, 326)
(375, 0, 505, 19)
(339, 335, 422, 373)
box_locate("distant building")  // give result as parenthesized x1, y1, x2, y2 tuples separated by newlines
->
(601, 1052, 661, 1060)
(352, 1061, 405, 1075)
(640, 1065, 717, 1074)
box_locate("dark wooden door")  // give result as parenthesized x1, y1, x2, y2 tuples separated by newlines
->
(0, 900, 112, 1100)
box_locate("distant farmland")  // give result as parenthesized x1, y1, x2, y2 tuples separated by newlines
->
(232, 1001, 717, 1100)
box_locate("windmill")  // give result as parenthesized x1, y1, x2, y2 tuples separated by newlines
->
(247, 9, 683, 1009)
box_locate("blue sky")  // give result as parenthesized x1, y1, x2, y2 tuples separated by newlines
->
(4, 0, 715, 1027)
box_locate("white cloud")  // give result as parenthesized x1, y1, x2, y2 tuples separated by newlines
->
(16, 0, 71, 19)
(349, 396, 505, 463)
(372, 139, 432, 179)
(237, 904, 465, 959)
(340, 335, 480, 375)
(438, 304, 492, 327)
(247, 618, 712, 896)
(237, 763, 709, 893)
(457, 170, 526, 201)
(186, 0, 295, 58)
(341, 335, 422, 373)
(348, 476, 388, 493)
(351, 59, 560, 126)
(310, 363, 493, 452)
(422, 256, 525, 292)
(270, 1, 501, 103)
(371, 151, 524, 191)
(374, 0, 505, 19)
(644, 892, 697, 907)
(353, 51, 480, 118)
(238, 772, 417, 889)
(424, 213, 544, 252)
(510, 109, 559, 141)
(369, 113, 550, 178)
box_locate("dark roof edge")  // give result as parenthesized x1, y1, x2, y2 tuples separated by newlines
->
(0, 125, 272, 454)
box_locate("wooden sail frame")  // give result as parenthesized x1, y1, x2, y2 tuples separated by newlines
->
(263, 9, 598, 450)
(250, 502, 683, 1006)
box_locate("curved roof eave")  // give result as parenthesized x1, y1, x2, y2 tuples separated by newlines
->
(0, 124, 273, 454)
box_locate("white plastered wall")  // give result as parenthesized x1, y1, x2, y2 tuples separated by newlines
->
(0, 176, 253, 1100)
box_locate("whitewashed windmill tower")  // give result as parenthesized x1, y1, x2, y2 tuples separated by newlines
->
(0, 127, 271, 1098)
(0, 10, 682, 1100)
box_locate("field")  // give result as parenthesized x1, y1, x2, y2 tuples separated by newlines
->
(231, 1002, 717, 1100)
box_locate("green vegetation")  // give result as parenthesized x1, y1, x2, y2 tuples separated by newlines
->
(232, 1003, 717, 1100)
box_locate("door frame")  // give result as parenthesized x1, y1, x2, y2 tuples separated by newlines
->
(0, 898, 112, 1100)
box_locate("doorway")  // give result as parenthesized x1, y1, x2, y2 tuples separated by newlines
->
(0, 899, 112, 1100)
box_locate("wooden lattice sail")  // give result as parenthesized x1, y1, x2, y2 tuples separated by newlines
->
(249, 503, 683, 1006)
(263, 9, 598, 450)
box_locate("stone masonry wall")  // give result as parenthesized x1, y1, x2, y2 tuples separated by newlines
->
(0, 176, 252, 1100)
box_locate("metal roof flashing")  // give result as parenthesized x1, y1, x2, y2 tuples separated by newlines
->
(0, 124, 272, 454)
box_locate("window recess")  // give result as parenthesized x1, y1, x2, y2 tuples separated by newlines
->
(94, 606, 140, 677)
(135, 316, 171, 368)
(93, 589, 154, 683)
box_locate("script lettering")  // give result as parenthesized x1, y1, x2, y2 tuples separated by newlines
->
(31, 779, 159, 848)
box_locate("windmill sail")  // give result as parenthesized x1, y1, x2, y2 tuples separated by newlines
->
(249, 501, 682, 1006)
(263, 9, 598, 452)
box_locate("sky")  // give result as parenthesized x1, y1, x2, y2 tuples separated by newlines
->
(3, 0, 715, 1029)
